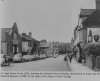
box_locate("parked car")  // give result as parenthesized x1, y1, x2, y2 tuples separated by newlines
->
(0, 54, 10, 67)
(30, 55, 35, 61)
(22, 55, 27, 62)
(22, 55, 33, 62)
(13, 54, 23, 63)
(33, 54, 41, 60)
(53, 54, 58, 58)
(22, 55, 29, 62)
(40, 54, 44, 59)
(28, 55, 33, 61)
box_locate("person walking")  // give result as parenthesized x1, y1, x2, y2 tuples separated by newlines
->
(64, 54, 69, 61)
(69, 53, 73, 63)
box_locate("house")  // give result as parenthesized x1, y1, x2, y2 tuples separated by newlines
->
(1, 23, 22, 57)
(21, 32, 40, 55)
(39, 40, 60, 57)
(39, 39, 49, 56)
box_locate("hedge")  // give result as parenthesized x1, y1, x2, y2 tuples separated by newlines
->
(85, 43, 100, 56)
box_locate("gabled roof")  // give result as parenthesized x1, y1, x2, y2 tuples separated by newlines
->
(82, 10, 100, 27)
(1, 28, 12, 41)
(80, 9, 95, 17)
(21, 33, 39, 42)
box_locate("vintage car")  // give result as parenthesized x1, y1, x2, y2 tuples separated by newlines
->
(0, 54, 10, 67)
(52, 54, 58, 58)
(30, 55, 35, 61)
(22, 55, 32, 61)
(13, 54, 23, 63)
(40, 54, 46, 59)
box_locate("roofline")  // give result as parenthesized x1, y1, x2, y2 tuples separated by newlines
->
(79, 8, 96, 17)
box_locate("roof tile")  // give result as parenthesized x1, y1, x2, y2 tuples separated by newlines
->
(80, 9, 95, 17)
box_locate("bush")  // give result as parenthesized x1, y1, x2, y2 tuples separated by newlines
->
(85, 43, 100, 56)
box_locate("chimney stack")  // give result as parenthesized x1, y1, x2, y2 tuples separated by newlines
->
(29, 32, 32, 37)
(96, 0, 100, 10)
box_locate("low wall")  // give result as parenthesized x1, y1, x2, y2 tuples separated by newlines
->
(96, 56, 100, 69)
(85, 55, 92, 69)
(86, 55, 100, 70)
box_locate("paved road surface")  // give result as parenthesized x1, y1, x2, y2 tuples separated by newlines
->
(2, 55, 71, 71)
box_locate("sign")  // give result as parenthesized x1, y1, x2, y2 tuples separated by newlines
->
(87, 28, 100, 43)
(88, 30, 93, 43)
(94, 35, 99, 42)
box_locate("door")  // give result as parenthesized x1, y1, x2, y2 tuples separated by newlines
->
(13, 44, 17, 54)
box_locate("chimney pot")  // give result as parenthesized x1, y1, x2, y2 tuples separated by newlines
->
(29, 32, 32, 37)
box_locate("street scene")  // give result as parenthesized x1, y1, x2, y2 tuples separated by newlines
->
(0, 0, 100, 72)
(1, 55, 93, 71)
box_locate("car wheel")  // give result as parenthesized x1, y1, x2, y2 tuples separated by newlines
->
(7, 62, 9, 66)
(1, 64, 3, 67)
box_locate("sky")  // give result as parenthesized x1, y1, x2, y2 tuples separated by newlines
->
(0, 0, 96, 42)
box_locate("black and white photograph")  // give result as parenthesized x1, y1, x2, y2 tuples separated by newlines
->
(0, 0, 100, 78)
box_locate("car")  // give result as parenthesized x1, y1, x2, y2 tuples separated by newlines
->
(52, 54, 58, 58)
(13, 54, 23, 63)
(22, 55, 29, 61)
(32, 54, 40, 60)
(30, 55, 35, 61)
(0, 54, 10, 67)
(22, 55, 32, 62)
(28, 55, 33, 61)
(22, 55, 27, 62)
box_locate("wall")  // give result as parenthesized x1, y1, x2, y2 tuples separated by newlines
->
(22, 41, 29, 52)
(1, 42, 7, 54)
(73, 31, 79, 46)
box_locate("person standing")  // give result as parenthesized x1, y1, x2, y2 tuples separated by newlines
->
(69, 53, 73, 63)
(64, 54, 69, 61)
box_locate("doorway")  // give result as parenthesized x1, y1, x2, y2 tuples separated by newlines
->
(13, 44, 18, 54)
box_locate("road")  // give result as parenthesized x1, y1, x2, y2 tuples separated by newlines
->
(1, 55, 71, 71)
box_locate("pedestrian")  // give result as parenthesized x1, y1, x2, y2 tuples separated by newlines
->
(73, 46, 78, 58)
(69, 53, 73, 63)
(77, 43, 83, 63)
(64, 54, 69, 61)
(92, 55, 97, 69)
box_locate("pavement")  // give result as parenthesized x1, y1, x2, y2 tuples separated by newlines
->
(67, 58, 94, 72)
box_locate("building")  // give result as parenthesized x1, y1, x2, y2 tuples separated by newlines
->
(1, 23, 22, 57)
(73, 0, 100, 45)
(39, 40, 49, 56)
(21, 32, 40, 55)
(48, 41, 59, 55)
(1, 23, 40, 57)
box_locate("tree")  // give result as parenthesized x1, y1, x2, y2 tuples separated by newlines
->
(58, 43, 72, 54)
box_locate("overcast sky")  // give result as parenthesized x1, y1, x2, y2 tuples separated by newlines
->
(0, 0, 96, 42)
